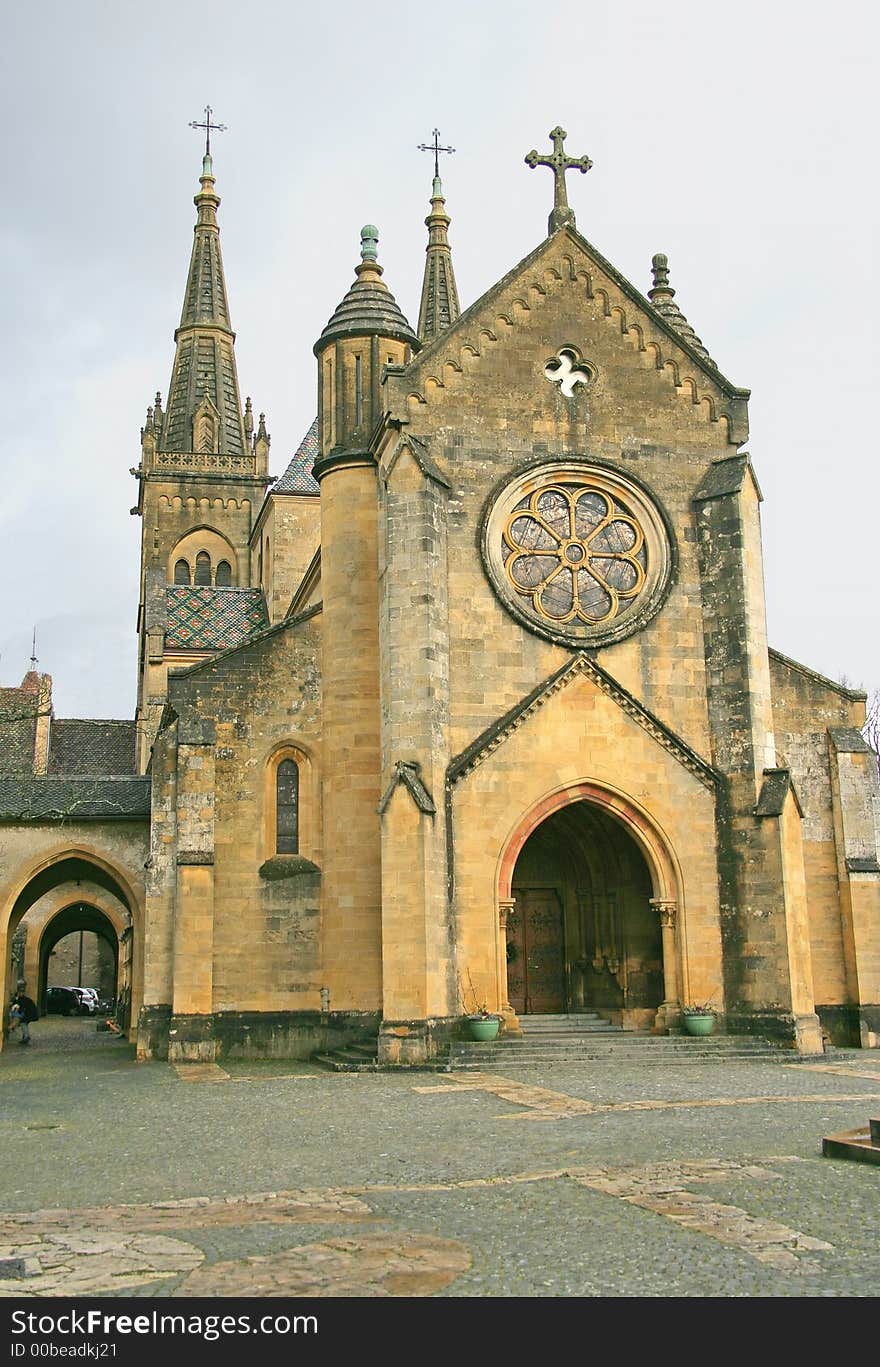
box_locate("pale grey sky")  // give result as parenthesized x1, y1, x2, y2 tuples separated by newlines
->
(1, 0, 877, 718)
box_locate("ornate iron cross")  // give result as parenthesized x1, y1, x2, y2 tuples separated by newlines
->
(525, 126, 592, 234)
(189, 105, 227, 157)
(418, 128, 455, 179)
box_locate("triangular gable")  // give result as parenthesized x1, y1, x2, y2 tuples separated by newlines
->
(380, 434, 451, 490)
(389, 225, 749, 444)
(448, 652, 717, 791)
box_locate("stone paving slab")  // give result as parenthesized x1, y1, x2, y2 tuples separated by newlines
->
(1, 1022, 879, 1298)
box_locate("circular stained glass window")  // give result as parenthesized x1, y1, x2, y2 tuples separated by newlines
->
(481, 462, 673, 647)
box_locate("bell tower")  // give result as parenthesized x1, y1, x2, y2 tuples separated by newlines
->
(131, 122, 272, 769)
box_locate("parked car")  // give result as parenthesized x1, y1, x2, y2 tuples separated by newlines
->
(45, 986, 82, 1016)
(67, 988, 98, 1015)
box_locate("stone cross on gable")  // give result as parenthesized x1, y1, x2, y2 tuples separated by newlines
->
(525, 126, 592, 235)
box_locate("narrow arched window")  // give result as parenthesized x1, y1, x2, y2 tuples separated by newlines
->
(174, 559, 191, 584)
(276, 760, 299, 854)
(215, 560, 232, 586)
(194, 551, 211, 585)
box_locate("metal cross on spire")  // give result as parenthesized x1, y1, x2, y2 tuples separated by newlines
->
(189, 105, 227, 158)
(418, 128, 455, 180)
(524, 126, 592, 235)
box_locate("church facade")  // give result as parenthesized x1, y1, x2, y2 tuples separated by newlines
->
(2, 128, 879, 1063)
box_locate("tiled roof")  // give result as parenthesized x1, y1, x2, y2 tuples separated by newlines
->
(165, 586, 269, 652)
(48, 720, 137, 776)
(0, 777, 151, 822)
(273, 418, 320, 494)
(0, 688, 39, 775)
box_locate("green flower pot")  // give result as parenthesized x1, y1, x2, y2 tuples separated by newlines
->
(683, 1013, 715, 1036)
(466, 1017, 500, 1041)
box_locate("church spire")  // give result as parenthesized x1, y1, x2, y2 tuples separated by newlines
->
(417, 130, 460, 342)
(158, 118, 247, 458)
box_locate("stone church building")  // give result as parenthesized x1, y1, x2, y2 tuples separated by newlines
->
(2, 127, 878, 1063)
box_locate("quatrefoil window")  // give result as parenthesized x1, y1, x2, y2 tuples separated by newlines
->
(544, 348, 591, 398)
(482, 463, 673, 647)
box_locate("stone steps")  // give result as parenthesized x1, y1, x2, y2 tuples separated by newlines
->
(823, 1115, 880, 1165)
(446, 1037, 809, 1067)
(312, 1010, 835, 1071)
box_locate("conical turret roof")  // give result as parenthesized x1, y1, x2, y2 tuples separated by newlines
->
(315, 227, 419, 353)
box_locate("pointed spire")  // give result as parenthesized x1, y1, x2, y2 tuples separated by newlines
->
(647, 253, 714, 365)
(417, 171, 461, 342)
(158, 142, 247, 458)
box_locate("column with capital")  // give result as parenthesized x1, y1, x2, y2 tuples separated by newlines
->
(498, 899, 522, 1035)
(650, 898, 681, 1032)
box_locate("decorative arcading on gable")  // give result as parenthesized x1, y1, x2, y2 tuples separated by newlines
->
(397, 237, 748, 443)
(448, 652, 717, 791)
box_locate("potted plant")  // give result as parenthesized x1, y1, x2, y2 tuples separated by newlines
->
(460, 974, 502, 1041)
(681, 1001, 716, 1036)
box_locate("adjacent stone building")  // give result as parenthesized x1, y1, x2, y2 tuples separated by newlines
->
(2, 127, 878, 1062)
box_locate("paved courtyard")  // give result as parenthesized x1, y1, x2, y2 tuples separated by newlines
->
(1, 1016, 879, 1299)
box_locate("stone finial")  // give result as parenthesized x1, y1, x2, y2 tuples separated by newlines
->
(649, 253, 673, 298)
(244, 396, 254, 442)
(360, 225, 379, 262)
(257, 412, 270, 446)
(647, 251, 714, 365)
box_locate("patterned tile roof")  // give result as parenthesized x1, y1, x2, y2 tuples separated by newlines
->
(48, 720, 137, 776)
(272, 418, 319, 494)
(165, 587, 270, 652)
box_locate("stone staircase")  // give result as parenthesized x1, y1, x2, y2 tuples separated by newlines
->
(313, 1011, 826, 1072)
(447, 1012, 818, 1069)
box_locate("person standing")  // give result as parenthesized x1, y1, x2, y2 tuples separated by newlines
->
(10, 988, 38, 1045)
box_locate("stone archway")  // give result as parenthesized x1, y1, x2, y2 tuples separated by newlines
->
(1, 848, 142, 1047)
(498, 784, 682, 1031)
(37, 899, 121, 1005)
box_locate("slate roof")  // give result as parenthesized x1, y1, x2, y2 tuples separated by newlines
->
(0, 777, 151, 822)
(48, 720, 137, 776)
(165, 586, 269, 651)
(272, 418, 320, 494)
(0, 689, 39, 775)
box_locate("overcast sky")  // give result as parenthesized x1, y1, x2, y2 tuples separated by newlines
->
(1, 0, 877, 720)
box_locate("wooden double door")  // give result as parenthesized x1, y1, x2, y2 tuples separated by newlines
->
(507, 888, 565, 1015)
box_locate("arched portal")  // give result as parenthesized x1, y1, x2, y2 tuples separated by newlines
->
(2, 849, 142, 1046)
(498, 785, 682, 1030)
(40, 903, 119, 1005)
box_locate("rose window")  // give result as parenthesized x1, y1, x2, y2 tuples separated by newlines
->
(482, 463, 672, 647)
(503, 484, 646, 625)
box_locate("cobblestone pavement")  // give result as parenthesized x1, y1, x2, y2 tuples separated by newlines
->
(1, 1017, 879, 1298)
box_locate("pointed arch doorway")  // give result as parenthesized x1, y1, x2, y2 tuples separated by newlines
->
(500, 786, 681, 1030)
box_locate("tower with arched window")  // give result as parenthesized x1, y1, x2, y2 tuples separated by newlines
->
(131, 150, 274, 770)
